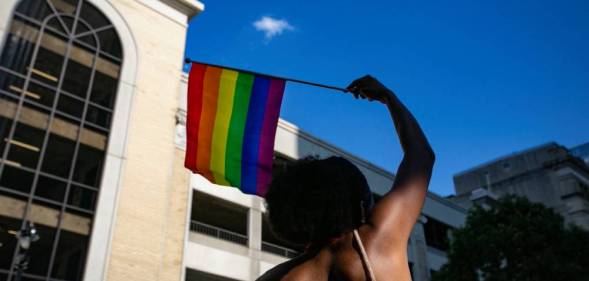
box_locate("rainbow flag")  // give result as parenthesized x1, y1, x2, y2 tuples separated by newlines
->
(184, 63, 285, 196)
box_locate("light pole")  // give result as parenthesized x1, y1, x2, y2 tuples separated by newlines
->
(13, 221, 39, 281)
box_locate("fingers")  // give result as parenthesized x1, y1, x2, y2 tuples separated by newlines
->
(346, 78, 362, 91)
(346, 74, 373, 92)
(348, 75, 384, 103)
(351, 89, 374, 102)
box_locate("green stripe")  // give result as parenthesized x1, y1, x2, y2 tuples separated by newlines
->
(225, 72, 254, 187)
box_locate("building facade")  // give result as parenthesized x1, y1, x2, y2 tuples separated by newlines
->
(0, 0, 203, 280)
(451, 142, 589, 230)
(0, 1, 466, 280)
(571, 142, 589, 166)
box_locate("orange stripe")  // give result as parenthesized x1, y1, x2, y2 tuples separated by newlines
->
(196, 66, 222, 181)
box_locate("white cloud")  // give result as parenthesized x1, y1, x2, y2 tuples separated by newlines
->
(253, 16, 294, 39)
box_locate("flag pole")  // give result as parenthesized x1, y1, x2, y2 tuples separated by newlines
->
(184, 58, 348, 93)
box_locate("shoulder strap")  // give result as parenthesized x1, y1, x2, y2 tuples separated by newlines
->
(353, 229, 377, 281)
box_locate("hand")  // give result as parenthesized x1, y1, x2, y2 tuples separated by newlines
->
(346, 75, 393, 104)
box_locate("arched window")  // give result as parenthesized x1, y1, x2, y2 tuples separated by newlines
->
(0, 0, 122, 280)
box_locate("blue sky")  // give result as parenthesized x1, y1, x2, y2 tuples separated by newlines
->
(184, 0, 589, 196)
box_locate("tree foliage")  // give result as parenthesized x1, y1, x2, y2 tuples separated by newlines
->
(432, 195, 589, 281)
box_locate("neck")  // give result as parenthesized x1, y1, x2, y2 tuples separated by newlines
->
(310, 247, 335, 277)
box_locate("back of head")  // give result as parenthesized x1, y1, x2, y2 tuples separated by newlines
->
(265, 156, 371, 246)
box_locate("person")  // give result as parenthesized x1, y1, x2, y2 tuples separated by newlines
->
(258, 75, 435, 281)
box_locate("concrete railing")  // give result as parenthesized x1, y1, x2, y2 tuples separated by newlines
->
(261, 241, 298, 258)
(190, 220, 248, 246)
(189, 220, 299, 257)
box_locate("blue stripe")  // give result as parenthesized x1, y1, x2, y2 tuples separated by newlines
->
(241, 76, 270, 194)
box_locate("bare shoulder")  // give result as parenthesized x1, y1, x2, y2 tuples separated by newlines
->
(281, 262, 325, 281)
(333, 226, 412, 281)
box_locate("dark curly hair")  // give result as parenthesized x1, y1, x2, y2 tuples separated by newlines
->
(265, 156, 372, 246)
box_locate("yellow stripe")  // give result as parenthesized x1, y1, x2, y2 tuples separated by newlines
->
(210, 69, 239, 185)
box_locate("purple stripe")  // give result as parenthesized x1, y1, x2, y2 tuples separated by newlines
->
(255, 78, 285, 196)
(241, 76, 271, 194)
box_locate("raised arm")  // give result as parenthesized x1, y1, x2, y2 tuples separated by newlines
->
(347, 75, 435, 252)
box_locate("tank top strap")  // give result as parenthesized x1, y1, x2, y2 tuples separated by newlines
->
(353, 229, 377, 281)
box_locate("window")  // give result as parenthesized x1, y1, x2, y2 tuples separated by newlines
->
(423, 216, 453, 252)
(190, 191, 248, 245)
(0, 0, 122, 280)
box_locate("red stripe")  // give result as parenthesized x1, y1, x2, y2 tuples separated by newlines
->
(184, 63, 207, 172)
(196, 66, 223, 181)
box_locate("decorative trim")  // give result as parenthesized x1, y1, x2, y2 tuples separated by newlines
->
(135, 0, 204, 27)
(80, 1, 138, 280)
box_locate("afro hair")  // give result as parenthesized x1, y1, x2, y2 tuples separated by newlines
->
(265, 156, 371, 246)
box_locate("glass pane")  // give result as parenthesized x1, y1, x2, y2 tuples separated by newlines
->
(90, 70, 118, 109)
(97, 29, 122, 58)
(47, 17, 68, 36)
(76, 35, 97, 48)
(41, 121, 79, 179)
(78, 125, 106, 157)
(0, 93, 18, 157)
(33, 35, 68, 86)
(1, 73, 55, 109)
(35, 176, 67, 202)
(68, 185, 96, 211)
(0, 20, 37, 75)
(16, 0, 52, 22)
(17, 104, 51, 151)
(57, 94, 84, 118)
(48, 0, 79, 16)
(31, 197, 61, 214)
(0, 165, 34, 194)
(73, 136, 104, 187)
(27, 80, 57, 109)
(0, 71, 25, 99)
(0, 118, 14, 160)
(50, 229, 88, 281)
(13, 122, 45, 151)
(80, 2, 110, 29)
(74, 20, 90, 36)
(85, 105, 111, 128)
(62, 59, 93, 98)
(7, 122, 44, 170)
(26, 222, 57, 277)
(0, 215, 21, 270)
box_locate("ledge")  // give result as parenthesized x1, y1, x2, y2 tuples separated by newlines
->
(163, 0, 205, 19)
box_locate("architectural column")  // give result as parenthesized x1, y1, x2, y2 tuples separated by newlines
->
(410, 215, 430, 281)
(248, 197, 264, 280)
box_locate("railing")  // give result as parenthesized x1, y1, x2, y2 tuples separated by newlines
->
(189, 220, 298, 257)
(190, 220, 248, 246)
(261, 241, 299, 258)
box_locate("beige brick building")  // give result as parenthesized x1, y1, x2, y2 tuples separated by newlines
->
(0, 1, 467, 280)
(0, 0, 203, 280)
